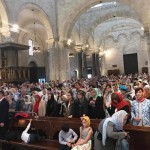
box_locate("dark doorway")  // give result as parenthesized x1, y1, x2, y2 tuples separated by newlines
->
(29, 61, 37, 67)
(123, 53, 138, 75)
(30, 67, 46, 83)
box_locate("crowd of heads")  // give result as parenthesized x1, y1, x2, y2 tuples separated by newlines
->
(0, 73, 149, 126)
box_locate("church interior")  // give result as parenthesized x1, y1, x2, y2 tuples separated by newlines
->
(0, 1, 149, 150)
(0, 0, 149, 82)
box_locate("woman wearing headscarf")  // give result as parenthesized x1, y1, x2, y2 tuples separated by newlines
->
(45, 92, 57, 117)
(33, 95, 46, 116)
(107, 92, 130, 116)
(94, 110, 129, 150)
(20, 95, 33, 112)
(76, 90, 88, 117)
(88, 88, 105, 119)
(41, 88, 48, 102)
(66, 90, 76, 118)
(131, 87, 150, 126)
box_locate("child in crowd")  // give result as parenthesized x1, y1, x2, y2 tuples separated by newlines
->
(72, 115, 93, 150)
(59, 124, 78, 150)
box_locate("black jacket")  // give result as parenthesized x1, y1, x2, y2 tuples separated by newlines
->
(0, 98, 9, 124)
(46, 99, 57, 117)
(88, 96, 105, 119)
(75, 98, 89, 117)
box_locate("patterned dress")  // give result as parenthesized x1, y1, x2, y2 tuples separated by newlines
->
(71, 127, 92, 150)
(131, 99, 150, 126)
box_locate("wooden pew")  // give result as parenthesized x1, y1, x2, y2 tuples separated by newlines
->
(124, 125, 150, 150)
(1, 117, 150, 150)
(13, 117, 100, 139)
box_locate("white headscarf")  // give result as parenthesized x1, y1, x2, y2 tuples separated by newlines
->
(102, 110, 127, 146)
(24, 95, 32, 105)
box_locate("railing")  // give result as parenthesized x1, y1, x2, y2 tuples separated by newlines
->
(0, 67, 30, 82)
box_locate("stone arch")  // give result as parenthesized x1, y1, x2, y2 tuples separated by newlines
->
(0, 0, 9, 37)
(17, 23, 46, 50)
(94, 18, 143, 47)
(28, 59, 39, 67)
(116, 33, 128, 42)
(84, 7, 141, 41)
(17, 3, 53, 42)
(29, 61, 37, 67)
(71, 25, 80, 44)
(62, 0, 141, 40)
(131, 31, 142, 38)
(88, 35, 94, 49)
(105, 35, 115, 44)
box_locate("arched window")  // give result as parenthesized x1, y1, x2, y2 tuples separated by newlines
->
(28, 39, 33, 55)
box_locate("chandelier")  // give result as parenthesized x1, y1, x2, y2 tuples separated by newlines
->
(32, 9, 40, 53)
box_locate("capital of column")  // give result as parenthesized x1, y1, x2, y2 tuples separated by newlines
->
(1, 31, 12, 42)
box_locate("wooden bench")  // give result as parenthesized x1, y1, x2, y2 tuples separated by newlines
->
(0, 139, 58, 150)
(124, 125, 150, 150)
(0, 117, 99, 150)
(0, 117, 150, 150)
(0, 118, 59, 150)
(12, 117, 100, 139)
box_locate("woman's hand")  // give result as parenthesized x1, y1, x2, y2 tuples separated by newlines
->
(90, 100, 95, 105)
(124, 132, 128, 137)
(69, 139, 74, 143)
(66, 142, 71, 147)
(68, 115, 72, 119)
(0, 123, 4, 127)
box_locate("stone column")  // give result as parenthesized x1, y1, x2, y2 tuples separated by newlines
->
(77, 51, 83, 78)
(47, 41, 71, 81)
(83, 52, 87, 78)
(92, 53, 96, 77)
(0, 50, 1, 67)
(145, 32, 150, 74)
(48, 47, 59, 81)
(59, 43, 71, 81)
(95, 53, 100, 77)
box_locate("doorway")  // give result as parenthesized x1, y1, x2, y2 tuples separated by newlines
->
(123, 53, 138, 75)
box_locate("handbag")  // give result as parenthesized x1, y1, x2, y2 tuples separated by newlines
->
(97, 130, 102, 140)
(14, 112, 29, 118)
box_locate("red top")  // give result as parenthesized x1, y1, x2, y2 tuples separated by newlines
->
(112, 92, 130, 111)
(33, 95, 41, 115)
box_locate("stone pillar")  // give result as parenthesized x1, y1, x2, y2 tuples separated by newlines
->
(47, 41, 71, 81)
(95, 53, 100, 77)
(59, 44, 71, 81)
(92, 53, 96, 77)
(48, 46, 59, 81)
(77, 51, 83, 78)
(145, 32, 150, 74)
(0, 50, 1, 67)
(83, 52, 87, 78)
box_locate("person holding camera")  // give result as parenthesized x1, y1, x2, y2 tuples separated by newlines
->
(21, 119, 41, 143)
(94, 110, 129, 150)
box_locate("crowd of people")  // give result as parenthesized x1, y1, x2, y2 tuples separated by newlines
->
(0, 73, 150, 149)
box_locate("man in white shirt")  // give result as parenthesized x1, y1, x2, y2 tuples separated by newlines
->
(59, 124, 78, 150)
(21, 119, 41, 143)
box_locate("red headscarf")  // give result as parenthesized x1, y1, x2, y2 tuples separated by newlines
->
(33, 95, 41, 115)
(112, 92, 130, 111)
